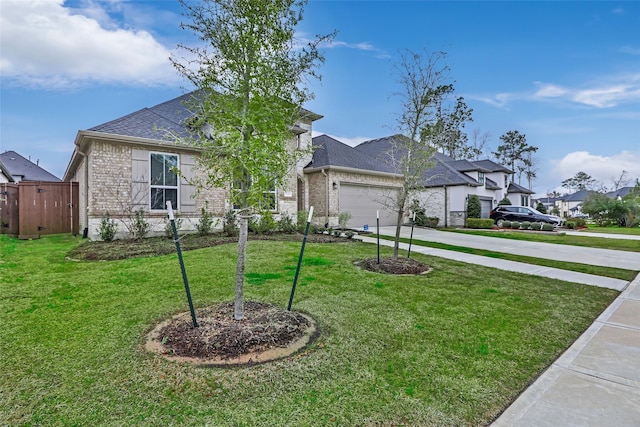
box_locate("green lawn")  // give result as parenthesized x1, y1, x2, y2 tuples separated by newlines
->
(582, 226, 640, 236)
(443, 229, 640, 252)
(0, 234, 619, 426)
(383, 236, 638, 281)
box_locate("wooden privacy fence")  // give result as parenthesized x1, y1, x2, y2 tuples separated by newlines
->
(0, 181, 79, 239)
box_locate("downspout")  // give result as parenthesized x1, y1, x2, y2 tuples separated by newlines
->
(444, 185, 448, 228)
(77, 150, 89, 238)
(321, 168, 329, 226)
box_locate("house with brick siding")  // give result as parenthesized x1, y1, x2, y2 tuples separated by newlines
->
(63, 92, 321, 240)
(306, 135, 525, 228)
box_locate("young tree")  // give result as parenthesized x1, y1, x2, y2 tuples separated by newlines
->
(382, 48, 455, 259)
(492, 130, 538, 183)
(172, 0, 333, 320)
(561, 171, 597, 192)
(469, 128, 491, 161)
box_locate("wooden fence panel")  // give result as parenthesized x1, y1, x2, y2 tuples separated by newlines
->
(0, 183, 19, 235)
(0, 181, 79, 239)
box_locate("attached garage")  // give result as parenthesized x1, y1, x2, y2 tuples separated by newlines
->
(339, 183, 400, 228)
(479, 197, 493, 218)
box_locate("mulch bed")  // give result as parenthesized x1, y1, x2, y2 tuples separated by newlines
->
(147, 301, 317, 365)
(357, 257, 431, 275)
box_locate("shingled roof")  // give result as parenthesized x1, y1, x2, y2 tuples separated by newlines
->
(306, 135, 397, 174)
(0, 151, 61, 182)
(89, 92, 197, 140)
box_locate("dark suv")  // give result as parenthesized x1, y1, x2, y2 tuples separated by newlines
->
(490, 206, 563, 227)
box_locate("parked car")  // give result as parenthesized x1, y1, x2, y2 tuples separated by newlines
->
(490, 206, 564, 227)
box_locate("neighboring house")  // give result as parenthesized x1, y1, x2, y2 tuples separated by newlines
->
(556, 190, 597, 218)
(63, 92, 321, 240)
(0, 151, 61, 182)
(607, 187, 635, 200)
(0, 158, 14, 183)
(304, 134, 521, 228)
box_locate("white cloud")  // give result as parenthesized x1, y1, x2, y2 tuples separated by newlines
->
(476, 73, 640, 109)
(551, 150, 640, 188)
(0, 0, 178, 88)
(619, 46, 640, 55)
(311, 130, 372, 147)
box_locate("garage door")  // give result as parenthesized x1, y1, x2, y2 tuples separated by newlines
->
(480, 199, 492, 218)
(339, 183, 400, 228)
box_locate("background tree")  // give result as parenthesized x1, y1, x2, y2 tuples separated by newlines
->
(561, 171, 597, 192)
(385, 49, 470, 259)
(173, 0, 333, 320)
(492, 130, 538, 184)
(469, 128, 491, 160)
(426, 96, 475, 159)
(611, 170, 631, 191)
(535, 201, 547, 214)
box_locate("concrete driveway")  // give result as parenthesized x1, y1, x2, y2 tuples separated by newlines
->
(376, 226, 640, 270)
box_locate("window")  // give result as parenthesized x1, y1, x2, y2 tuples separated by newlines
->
(520, 195, 529, 206)
(232, 171, 277, 211)
(150, 153, 178, 210)
(478, 172, 485, 185)
(504, 175, 508, 188)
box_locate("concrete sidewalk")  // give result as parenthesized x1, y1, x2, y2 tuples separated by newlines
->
(357, 228, 640, 426)
(491, 274, 640, 426)
(563, 230, 640, 240)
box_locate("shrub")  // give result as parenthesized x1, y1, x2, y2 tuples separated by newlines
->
(541, 223, 554, 231)
(465, 218, 494, 229)
(410, 200, 428, 226)
(98, 212, 117, 242)
(498, 196, 512, 206)
(164, 216, 183, 238)
(530, 222, 543, 230)
(132, 209, 150, 240)
(197, 203, 214, 236)
(426, 217, 439, 228)
(566, 221, 576, 229)
(575, 218, 586, 227)
(467, 195, 481, 219)
(222, 209, 237, 236)
(338, 211, 352, 230)
(345, 231, 355, 239)
(277, 213, 297, 233)
(297, 210, 309, 233)
(536, 202, 547, 214)
(521, 221, 531, 230)
(501, 221, 512, 228)
(332, 229, 341, 237)
(253, 210, 277, 234)
(511, 221, 521, 229)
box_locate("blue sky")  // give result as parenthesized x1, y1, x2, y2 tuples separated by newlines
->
(1, 0, 639, 196)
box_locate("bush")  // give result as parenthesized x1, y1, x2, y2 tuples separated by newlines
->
(98, 212, 117, 242)
(530, 222, 543, 230)
(536, 202, 547, 214)
(575, 218, 586, 227)
(132, 209, 150, 240)
(566, 221, 576, 229)
(222, 209, 237, 236)
(297, 210, 315, 233)
(541, 223, 554, 231)
(511, 221, 521, 229)
(252, 210, 277, 234)
(338, 211, 352, 230)
(426, 217, 439, 228)
(164, 216, 183, 238)
(521, 221, 531, 230)
(498, 196, 512, 206)
(345, 231, 355, 239)
(197, 203, 214, 236)
(501, 221, 512, 228)
(277, 213, 297, 233)
(465, 218, 494, 229)
(410, 200, 428, 226)
(467, 195, 481, 219)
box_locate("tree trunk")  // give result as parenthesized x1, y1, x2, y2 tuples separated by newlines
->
(393, 207, 404, 260)
(234, 215, 248, 320)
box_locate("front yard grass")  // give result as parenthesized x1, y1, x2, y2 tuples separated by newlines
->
(582, 225, 640, 236)
(0, 234, 619, 426)
(444, 228, 640, 252)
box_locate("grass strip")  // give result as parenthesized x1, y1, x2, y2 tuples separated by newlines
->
(382, 235, 638, 281)
(0, 234, 618, 426)
(440, 228, 640, 253)
(579, 226, 640, 236)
